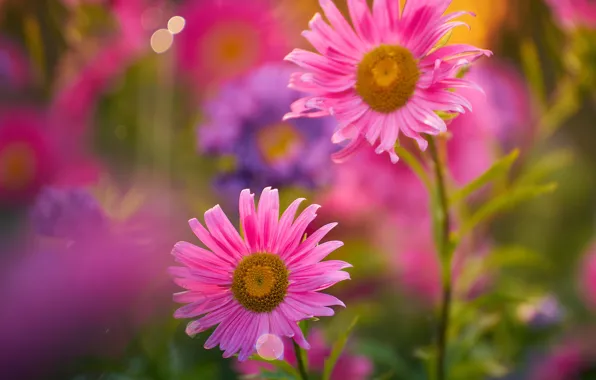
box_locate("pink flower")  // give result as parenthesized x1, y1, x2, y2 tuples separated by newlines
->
(580, 248, 596, 310)
(170, 187, 351, 360)
(446, 61, 533, 184)
(546, 0, 596, 29)
(0, 111, 56, 204)
(529, 334, 596, 380)
(175, 0, 288, 90)
(284, 0, 491, 163)
(319, 147, 428, 225)
(51, 0, 155, 137)
(236, 329, 372, 379)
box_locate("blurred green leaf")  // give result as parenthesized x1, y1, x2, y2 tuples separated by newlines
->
(246, 356, 300, 379)
(456, 182, 557, 241)
(394, 144, 432, 192)
(520, 38, 547, 108)
(323, 315, 359, 380)
(450, 149, 520, 205)
(517, 149, 574, 186)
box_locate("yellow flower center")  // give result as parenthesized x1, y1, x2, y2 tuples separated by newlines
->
(256, 122, 303, 164)
(355, 44, 420, 113)
(232, 253, 289, 313)
(201, 23, 259, 77)
(0, 143, 36, 190)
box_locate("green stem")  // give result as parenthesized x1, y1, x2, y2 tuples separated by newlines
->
(428, 137, 452, 380)
(293, 340, 309, 380)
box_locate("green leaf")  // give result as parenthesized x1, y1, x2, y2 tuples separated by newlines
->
(517, 149, 574, 186)
(246, 356, 300, 379)
(322, 315, 360, 380)
(374, 370, 396, 380)
(450, 149, 519, 204)
(520, 38, 547, 108)
(456, 182, 557, 240)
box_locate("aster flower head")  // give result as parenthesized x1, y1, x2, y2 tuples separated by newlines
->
(0, 111, 55, 205)
(176, 0, 288, 89)
(198, 63, 337, 197)
(170, 187, 350, 361)
(285, 0, 492, 163)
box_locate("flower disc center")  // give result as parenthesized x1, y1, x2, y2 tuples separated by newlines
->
(232, 253, 289, 313)
(355, 44, 420, 113)
(0, 143, 36, 190)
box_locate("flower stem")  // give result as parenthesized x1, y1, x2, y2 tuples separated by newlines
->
(428, 137, 452, 380)
(293, 340, 309, 380)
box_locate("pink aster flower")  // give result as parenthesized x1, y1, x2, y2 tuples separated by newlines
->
(284, 0, 492, 163)
(170, 187, 350, 361)
(579, 247, 596, 310)
(0, 111, 56, 205)
(546, 0, 596, 29)
(176, 0, 288, 90)
(236, 329, 372, 379)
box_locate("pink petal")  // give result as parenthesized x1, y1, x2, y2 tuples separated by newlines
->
(257, 187, 280, 252)
(239, 189, 259, 253)
(347, 0, 380, 46)
(331, 133, 368, 163)
(204, 205, 248, 260)
(272, 197, 306, 255)
(284, 223, 339, 265)
(189, 218, 238, 266)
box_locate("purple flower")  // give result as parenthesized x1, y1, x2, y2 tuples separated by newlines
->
(198, 63, 337, 197)
(31, 186, 107, 239)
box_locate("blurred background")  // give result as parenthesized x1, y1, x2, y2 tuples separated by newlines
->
(0, 0, 595, 379)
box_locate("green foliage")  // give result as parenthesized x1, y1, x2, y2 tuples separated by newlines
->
(450, 149, 520, 205)
(322, 316, 360, 380)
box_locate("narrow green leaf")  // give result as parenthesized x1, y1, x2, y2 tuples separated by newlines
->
(457, 182, 557, 240)
(246, 356, 300, 379)
(516, 149, 573, 186)
(450, 149, 519, 204)
(322, 316, 359, 380)
(520, 38, 546, 108)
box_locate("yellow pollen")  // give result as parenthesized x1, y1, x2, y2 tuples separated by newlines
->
(256, 122, 303, 164)
(0, 143, 36, 190)
(355, 44, 420, 113)
(232, 253, 289, 313)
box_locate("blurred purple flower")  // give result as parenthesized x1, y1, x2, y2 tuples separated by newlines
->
(0, 38, 31, 90)
(235, 329, 372, 380)
(546, 0, 596, 29)
(0, 187, 178, 378)
(31, 186, 107, 239)
(516, 296, 564, 328)
(198, 63, 337, 198)
(176, 0, 289, 91)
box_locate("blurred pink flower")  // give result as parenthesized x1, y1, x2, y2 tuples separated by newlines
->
(319, 147, 428, 226)
(0, 110, 56, 205)
(51, 0, 157, 138)
(235, 329, 372, 380)
(530, 334, 596, 380)
(175, 0, 288, 91)
(546, 0, 596, 29)
(448, 61, 533, 184)
(579, 247, 596, 310)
